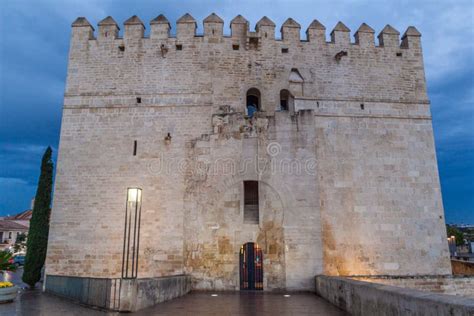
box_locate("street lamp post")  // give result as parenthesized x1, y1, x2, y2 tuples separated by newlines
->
(122, 188, 142, 279)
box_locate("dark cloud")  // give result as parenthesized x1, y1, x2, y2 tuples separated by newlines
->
(1, 0, 473, 223)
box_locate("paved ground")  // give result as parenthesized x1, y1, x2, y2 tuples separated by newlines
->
(0, 270, 347, 315)
(0, 291, 347, 316)
(134, 292, 348, 316)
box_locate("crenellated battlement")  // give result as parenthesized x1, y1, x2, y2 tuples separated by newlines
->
(71, 13, 422, 49)
(66, 12, 428, 111)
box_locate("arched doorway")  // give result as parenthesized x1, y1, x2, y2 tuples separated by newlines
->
(239, 242, 263, 290)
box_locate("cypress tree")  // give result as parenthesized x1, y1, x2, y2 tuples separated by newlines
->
(22, 146, 54, 288)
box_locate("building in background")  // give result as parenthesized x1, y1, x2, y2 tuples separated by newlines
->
(0, 207, 32, 251)
(0, 220, 28, 250)
(4, 209, 33, 229)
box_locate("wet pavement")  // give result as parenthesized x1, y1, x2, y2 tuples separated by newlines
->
(0, 290, 348, 316)
(134, 292, 348, 316)
(0, 270, 347, 315)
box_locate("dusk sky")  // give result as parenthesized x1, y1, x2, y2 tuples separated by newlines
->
(1, 0, 473, 223)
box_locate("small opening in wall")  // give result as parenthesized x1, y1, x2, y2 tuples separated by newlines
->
(246, 88, 261, 117)
(281, 48, 289, 54)
(265, 32, 267, 38)
(244, 181, 259, 224)
(133, 140, 137, 156)
(360, 103, 365, 110)
(280, 89, 290, 111)
(176, 44, 183, 50)
(233, 44, 240, 51)
(317, 101, 320, 108)
(396, 52, 403, 57)
(119, 45, 125, 52)
(212, 29, 215, 35)
(136, 97, 141, 104)
(249, 37, 259, 50)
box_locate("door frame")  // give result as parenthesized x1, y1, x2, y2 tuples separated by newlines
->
(239, 242, 263, 290)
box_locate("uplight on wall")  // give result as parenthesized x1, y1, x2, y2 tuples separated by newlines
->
(122, 187, 143, 279)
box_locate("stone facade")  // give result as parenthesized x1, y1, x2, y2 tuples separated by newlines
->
(315, 276, 474, 316)
(46, 13, 451, 295)
(351, 275, 474, 298)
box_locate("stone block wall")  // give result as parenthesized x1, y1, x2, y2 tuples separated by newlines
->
(46, 13, 451, 294)
(314, 108, 449, 276)
(351, 275, 474, 298)
(315, 276, 474, 316)
(452, 260, 474, 275)
(45, 274, 191, 312)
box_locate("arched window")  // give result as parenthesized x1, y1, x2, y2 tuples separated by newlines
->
(280, 89, 290, 111)
(246, 88, 261, 117)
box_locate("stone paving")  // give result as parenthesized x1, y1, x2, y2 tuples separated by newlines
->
(0, 269, 346, 315)
(0, 290, 347, 316)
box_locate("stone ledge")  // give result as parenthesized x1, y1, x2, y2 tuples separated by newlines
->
(44, 274, 191, 312)
(315, 275, 474, 316)
(350, 274, 474, 298)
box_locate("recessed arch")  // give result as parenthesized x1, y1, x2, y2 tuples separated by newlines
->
(280, 89, 290, 111)
(246, 88, 261, 117)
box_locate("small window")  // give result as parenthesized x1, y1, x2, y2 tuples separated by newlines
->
(233, 44, 240, 51)
(281, 48, 289, 54)
(246, 88, 261, 117)
(280, 89, 290, 111)
(396, 52, 402, 57)
(176, 44, 183, 50)
(244, 181, 259, 224)
(360, 103, 365, 110)
(136, 97, 141, 104)
(119, 45, 125, 52)
(249, 37, 259, 50)
(133, 140, 137, 156)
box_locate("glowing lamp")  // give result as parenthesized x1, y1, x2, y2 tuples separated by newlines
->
(127, 188, 142, 203)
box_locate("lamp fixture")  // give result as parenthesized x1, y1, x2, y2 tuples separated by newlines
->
(164, 133, 172, 145)
(122, 187, 143, 279)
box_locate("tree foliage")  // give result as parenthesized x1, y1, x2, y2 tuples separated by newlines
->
(22, 147, 53, 287)
(0, 251, 16, 273)
(13, 233, 27, 253)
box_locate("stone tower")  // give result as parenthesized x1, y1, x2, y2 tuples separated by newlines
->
(45, 13, 451, 311)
